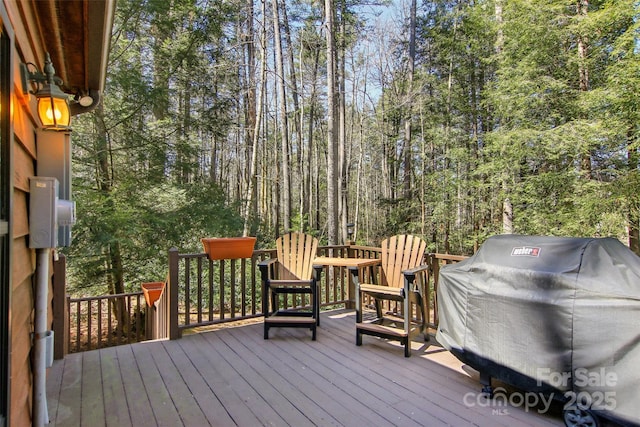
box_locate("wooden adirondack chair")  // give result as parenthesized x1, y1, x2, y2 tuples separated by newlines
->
(352, 234, 429, 357)
(259, 232, 322, 340)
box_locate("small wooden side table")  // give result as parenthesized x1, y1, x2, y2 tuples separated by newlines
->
(313, 257, 381, 308)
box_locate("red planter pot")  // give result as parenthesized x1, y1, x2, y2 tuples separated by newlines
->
(201, 237, 257, 260)
(141, 281, 165, 307)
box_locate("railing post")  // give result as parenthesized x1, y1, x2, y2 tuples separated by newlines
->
(430, 254, 441, 327)
(344, 243, 355, 309)
(65, 295, 70, 354)
(52, 254, 67, 359)
(168, 247, 181, 339)
(145, 304, 153, 340)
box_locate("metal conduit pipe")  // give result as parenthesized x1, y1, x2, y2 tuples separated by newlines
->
(33, 248, 51, 427)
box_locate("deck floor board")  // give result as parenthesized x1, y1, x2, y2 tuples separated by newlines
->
(130, 340, 184, 426)
(52, 351, 83, 426)
(99, 346, 132, 427)
(114, 343, 154, 427)
(160, 338, 236, 426)
(227, 321, 378, 426)
(214, 328, 341, 426)
(48, 309, 564, 426)
(177, 333, 263, 426)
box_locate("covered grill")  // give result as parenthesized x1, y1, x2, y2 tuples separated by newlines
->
(436, 235, 640, 426)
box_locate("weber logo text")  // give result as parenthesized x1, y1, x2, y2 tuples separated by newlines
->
(511, 246, 541, 257)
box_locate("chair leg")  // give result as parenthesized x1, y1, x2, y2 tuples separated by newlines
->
(264, 323, 269, 340)
(311, 324, 316, 341)
(403, 296, 411, 357)
(356, 329, 362, 346)
(374, 299, 383, 319)
(314, 283, 320, 326)
(271, 292, 278, 315)
(417, 295, 429, 341)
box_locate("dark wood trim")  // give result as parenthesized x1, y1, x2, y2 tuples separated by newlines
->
(52, 254, 67, 359)
(0, 3, 14, 424)
(168, 247, 180, 340)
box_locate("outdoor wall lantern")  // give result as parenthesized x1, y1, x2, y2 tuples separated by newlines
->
(20, 52, 71, 131)
(346, 222, 355, 243)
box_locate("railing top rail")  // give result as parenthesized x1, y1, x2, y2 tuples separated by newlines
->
(69, 291, 144, 303)
(348, 244, 381, 252)
(428, 253, 468, 261)
(172, 248, 276, 257)
(319, 244, 350, 250)
(173, 252, 208, 259)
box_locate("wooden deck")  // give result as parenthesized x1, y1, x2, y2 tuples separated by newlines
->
(46, 310, 564, 427)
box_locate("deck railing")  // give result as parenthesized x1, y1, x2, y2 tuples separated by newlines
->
(52, 255, 147, 355)
(67, 292, 146, 353)
(165, 248, 273, 338)
(53, 245, 466, 355)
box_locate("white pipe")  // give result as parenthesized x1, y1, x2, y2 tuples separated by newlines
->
(33, 248, 50, 426)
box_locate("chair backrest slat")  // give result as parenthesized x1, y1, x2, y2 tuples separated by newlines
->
(276, 232, 318, 280)
(380, 234, 427, 288)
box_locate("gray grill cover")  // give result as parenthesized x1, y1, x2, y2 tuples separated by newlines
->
(436, 235, 640, 424)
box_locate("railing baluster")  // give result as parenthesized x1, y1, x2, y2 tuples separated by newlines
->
(135, 295, 142, 342)
(208, 259, 214, 321)
(230, 259, 236, 318)
(97, 300, 102, 349)
(241, 259, 247, 317)
(185, 257, 191, 326)
(251, 255, 257, 315)
(126, 295, 132, 344)
(75, 301, 80, 352)
(87, 300, 93, 350)
(107, 298, 112, 347)
(219, 260, 225, 320)
(197, 257, 203, 324)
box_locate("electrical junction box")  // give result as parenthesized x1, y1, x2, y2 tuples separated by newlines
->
(29, 177, 76, 249)
(36, 132, 73, 246)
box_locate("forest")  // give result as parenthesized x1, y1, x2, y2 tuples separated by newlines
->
(65, 0, 640, 296)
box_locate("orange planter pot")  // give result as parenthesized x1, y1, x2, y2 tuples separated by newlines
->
(141, 282, 165, 307)
(201, 237, 257, 260)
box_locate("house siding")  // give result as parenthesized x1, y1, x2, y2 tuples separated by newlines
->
(1, 0, 113, 424)
(4, 0, 56, 425)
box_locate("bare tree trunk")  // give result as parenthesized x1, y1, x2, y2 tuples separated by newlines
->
(338, 1, 348, 243)
(94, 103, 128, 332)
(281, 2, 302, 169)
(306, 46, 321, 231)
(325, 0, 339, 245)
(280, 3, 305, 230)
(244, 0, 257, 215)
(577, 0, 592, 178)
(243, 3, 266, 237)
(272, 0, 291, 231)
(494, 0, 513, 235)
(180, 79, 192, 184)
(150, 5, 171, 182)
(402, 0, 417, 199)
(443, 17, 456, 246)
(628, 128, 639, 254)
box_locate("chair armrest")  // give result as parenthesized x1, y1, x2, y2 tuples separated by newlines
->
(402, 263, 430, 282)
(403, 263, 430, 294)
(313, 264, 323, 282)
(258, 258, 278, 281)
(258, 258, 278, 267)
